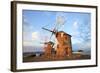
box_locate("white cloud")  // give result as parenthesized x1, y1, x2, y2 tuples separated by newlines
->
(23, 15, 29, 25)
(56, 16, 65, 25)
(78, 42, 91, 50)
(32, 32, 39, 40)
(23, 41, 33, 46)
(23, 15, 34, 32)
(72, 37, 82, 44)
(73, 21, 78, 29)
(56, 12, 66, 25)
(23, 40, 44, 47)
(72, 21, 80, 36)
(23, 32, 29, 41)
(23, 31, 43, 46)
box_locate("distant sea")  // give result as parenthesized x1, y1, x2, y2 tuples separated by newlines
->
(23, 46, 91, 57)
(23, 46, 44, 53)
(72, 43, 91, 55)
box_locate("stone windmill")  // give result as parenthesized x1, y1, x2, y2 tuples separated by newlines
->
(42, 16, 72, 58)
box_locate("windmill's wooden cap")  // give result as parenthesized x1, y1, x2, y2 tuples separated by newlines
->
(56, 31, 72, 37)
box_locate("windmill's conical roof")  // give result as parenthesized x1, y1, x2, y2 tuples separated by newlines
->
(56, 31, 72, 37)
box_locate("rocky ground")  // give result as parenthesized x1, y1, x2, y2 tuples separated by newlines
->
(23, 54, 91, 62)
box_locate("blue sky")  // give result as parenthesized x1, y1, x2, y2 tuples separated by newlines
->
(22, 10, 91, 52)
